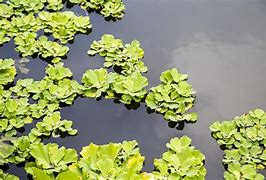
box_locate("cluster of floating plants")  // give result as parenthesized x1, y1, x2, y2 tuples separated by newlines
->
(0, 0, 203, 178)
(88, 34, 147, 75)
(81, 68, 148, 104)
(0, 134, 205, 179)
(0, 0, 124, 61)
(0, 58, 16, 85)
(69, 0, 125, 19)
(152, 136, 206, 179)
(85, 34, 149, 104)
(145, 68, 197, 123)
(1, 0, 263, 179)
(210, 109, 266, 179)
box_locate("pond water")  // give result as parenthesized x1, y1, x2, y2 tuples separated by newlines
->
(2, 0, 266, 179)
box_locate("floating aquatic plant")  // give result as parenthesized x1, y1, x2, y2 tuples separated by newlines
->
(22, 137, 206, 180)
(88, 34, 147, 76)
(0, 4, 13, 18)
(0, 58, 16, 86)
(0, 137, 15, 166)
(29, 111, 77, 139)
(7, 0, 45, 14)
(224, 163, 264, 180)
(14, 32, 39, 57)
(110, 72, 148, 104)
(38, 11, 92, 44)
(10, 14, 41, 36)
(38, 36, 69, 58)
(210, 109, 266, 179)
(152, 136, 206, 179)
(25, 143, 78, 175)
(81, 68, 110, 98)
(69, 0, 125, 19)
(46, 0, 64, 11)
(0, 20, 11, 45)
(146, 68, 197, 123)
(71, 140, 145, 179)
(81, 69, 148, 104)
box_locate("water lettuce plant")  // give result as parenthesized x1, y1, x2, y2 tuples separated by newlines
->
(7, 0, 46, 14)
(88, 34, 147, 76)
(45, 63, 73, 81)
(81, 69, 148, 104)
(26, 64, 81, 105)
(38, 36, 69, 58)
(0, 63, 80, 137)
(69, 0, 125, 19)
(38, 11, 92, 44)
(88, 34, 123, 57)
(0, 97, 32, 136)
(110, 72, 148, 104)
(0, 0, 126, 58)
(81, 68, 110, 98)
(29, 112, 77, 139)
(70, 140, 145, 179)
(210, 109, 266, 179)
(0, 137, 15, 165)
(152, 136, 206, 179)
(0, 112, 77, 165)
(224, 162, 264, 180)
(0, 19, 11, 45)
(9, 14, 41, 36)
(25, 137, 205, 180)
(14, 32, 39, 57)
(25, 143, 78, 174)
(7, 136, 37, 164)
(146, 68, 197, 123)
(46, 0, 64, 11)
(0, 4, 13, 18)
(100, 0, 125, 19)
(0, 58, 16, 86)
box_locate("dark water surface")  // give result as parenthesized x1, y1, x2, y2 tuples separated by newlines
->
(2, 0, 266, 179)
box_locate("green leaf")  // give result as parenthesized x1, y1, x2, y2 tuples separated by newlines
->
(28, 143, 77, 174)
(160, 68, 188, 84)
(56, 171, 80, 180)
(153, 136, 206, 179)
(46, 63, 73, 81)
(33, 112, 77, 138)
(46, 0, 64, 11)
(250, 109, 265, 119)
(224, 163, 264, 180)
(38, 11, 92, 44)
(7, 0, 45, 14)
(38, 36, 69, 59)
(30, 167, 54, 180)
(0, 4, 13, 18)
(14, 32, 39, 57)
(10, 14, 41, 36)
(0, 58, 16, 85)
(112, 73, 148, 104)
(81, 68, 110, 98)
(77, 140, 144, 179)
